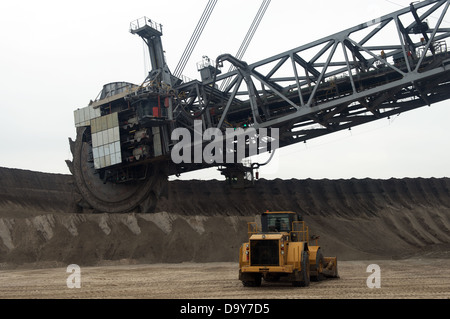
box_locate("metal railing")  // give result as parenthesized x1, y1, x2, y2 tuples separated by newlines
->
(290, 221, 309, 243)
(248, 222, 258, 238)
(130, 17, 163, 33)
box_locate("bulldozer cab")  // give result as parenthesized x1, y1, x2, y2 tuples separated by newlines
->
(261, 211, 302, 233)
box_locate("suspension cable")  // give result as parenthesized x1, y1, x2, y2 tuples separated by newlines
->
(220, 0, 271, 91)
(174, 0, 218, 78)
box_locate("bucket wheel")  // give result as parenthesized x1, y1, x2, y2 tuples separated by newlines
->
(66, 127, 167, 214)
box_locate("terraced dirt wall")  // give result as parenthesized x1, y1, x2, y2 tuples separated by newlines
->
(1, 167, 449, 268)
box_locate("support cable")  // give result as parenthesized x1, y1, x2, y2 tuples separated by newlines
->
(174, 0, 218, 78)
(220, 0, 271, 91)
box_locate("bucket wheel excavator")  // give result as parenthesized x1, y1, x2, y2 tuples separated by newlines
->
(67, 0, 450, 213)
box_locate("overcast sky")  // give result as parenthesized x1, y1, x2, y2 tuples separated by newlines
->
(0, 0, 449, 180)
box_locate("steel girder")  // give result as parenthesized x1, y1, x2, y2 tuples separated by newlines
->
(174, 0, 450, 150)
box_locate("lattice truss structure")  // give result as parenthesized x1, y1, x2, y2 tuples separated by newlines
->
(175, 0, 450, 149)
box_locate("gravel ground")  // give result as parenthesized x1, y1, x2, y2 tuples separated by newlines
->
(1, 258, 449, 299)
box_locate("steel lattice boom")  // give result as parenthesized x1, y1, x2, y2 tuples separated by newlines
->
(176, 0, 450, 151)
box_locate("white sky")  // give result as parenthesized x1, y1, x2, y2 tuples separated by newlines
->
(0, 0, 449, 180)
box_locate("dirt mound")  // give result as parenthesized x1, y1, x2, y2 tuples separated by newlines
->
(0, 166, 449, 268)
(0, 167, 76, 218)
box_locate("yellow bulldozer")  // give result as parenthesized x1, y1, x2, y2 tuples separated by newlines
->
(239, 211, 339, 287)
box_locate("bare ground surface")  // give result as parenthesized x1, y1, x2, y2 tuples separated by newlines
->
(0, 259, 449, 299)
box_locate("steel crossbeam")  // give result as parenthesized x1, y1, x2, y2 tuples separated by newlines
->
(175, 0, 450, 149)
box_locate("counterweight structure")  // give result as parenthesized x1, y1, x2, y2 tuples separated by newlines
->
(67, 0, 450, 213)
